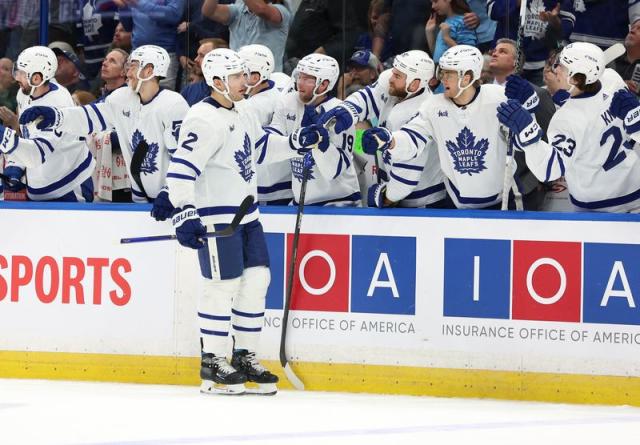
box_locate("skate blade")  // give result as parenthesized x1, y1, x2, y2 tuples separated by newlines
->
(200, 380, 246, 395)
(245, 382, 278, 396)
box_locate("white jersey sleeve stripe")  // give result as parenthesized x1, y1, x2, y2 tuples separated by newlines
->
(171, 157, 202, 176)
(390, 170, 420, 186)
(80, 106, 93, 133)
(167, 172, 197, 181)
(365, 87, 380, 119)
(393, 162, 424, 172)
(263, 126, 284, 136)
(88, 103, 107, 132)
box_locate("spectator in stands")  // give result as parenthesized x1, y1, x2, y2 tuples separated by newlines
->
(488, 0, 575, 86)
(180, 39, 220, 106)
(337, 49, 381, 99)
(48, 41, 91, 94)
(72, 90, 98, 106)
(426, 0, 476, 64)
(286, 0, 361, 71)
(463, 0, 496, 53)
(480, 53, 494, 84)
(112, 22, 132, 52)
(619, 19, 640, 95)
(202, 0, 291, 72)
(97, 48, 128, 101)
(78, 0, 119, 86)
(354, 0, 392, 63)
(571, 0, 638, 50)
(116, 0, 184, 90)
(0, 57, 18, 112)
(382, 0, 430, 57)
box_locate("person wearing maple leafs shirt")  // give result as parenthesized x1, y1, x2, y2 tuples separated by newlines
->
(357, 45, 552, 210)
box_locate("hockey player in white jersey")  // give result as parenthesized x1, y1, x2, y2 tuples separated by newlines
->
(258, 54, 361, 206)
(357, 45, 552, 210)
(0, 46, 95, 201)
(19, 45, 189, 218)
(318, 50, 447, 208)
(498, 42, 640, 213)
(238, 44, 293, 205)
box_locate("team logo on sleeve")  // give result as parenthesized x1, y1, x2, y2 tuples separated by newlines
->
(131, 130, 159, 174)
(446, 127, 488, 176)
(234, 133, 255, 183)
(291, 157, 315, 182)
(382, 149, 392, 166)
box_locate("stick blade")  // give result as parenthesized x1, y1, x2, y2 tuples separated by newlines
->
(604, 43, 626, 65)
(283, 362, 305, 391)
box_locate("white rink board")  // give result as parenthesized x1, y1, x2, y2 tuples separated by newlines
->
(1, 203, 640, 378)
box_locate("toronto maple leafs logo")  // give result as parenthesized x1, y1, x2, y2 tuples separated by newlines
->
(291, 157, 315, 183)
(131, 129, 159, 175)
(446, 127, 489, 176)
(234, 133, 255, 183)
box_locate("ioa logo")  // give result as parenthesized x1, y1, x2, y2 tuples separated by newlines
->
(265, 233, 416, 315)
(444, 238, 640, 325)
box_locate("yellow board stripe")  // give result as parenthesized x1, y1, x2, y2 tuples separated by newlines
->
(1, 350, 640, 406)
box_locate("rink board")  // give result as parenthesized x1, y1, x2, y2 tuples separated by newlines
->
(1, 202, 640, 406)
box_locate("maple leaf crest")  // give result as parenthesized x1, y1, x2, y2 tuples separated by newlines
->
(234, 133, 255, 183)
(445, 127, 489, 176)
(291, 157, 315, 183)
(131, 129, 159, 175)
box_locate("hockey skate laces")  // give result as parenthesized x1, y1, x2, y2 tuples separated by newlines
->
(243, 352, 266, 373)
(211, 356, 238, 376)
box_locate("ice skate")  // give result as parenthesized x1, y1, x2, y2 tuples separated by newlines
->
(231, 349, 279, 395)
(200, 353, 247, 395)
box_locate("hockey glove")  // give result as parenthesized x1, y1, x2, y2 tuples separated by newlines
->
(172, 205, 207, 249)
(505, 75, 539, 111)
(367, 183, 388, 208)
(2, 166, 25, 192)
(317, 102, 360, 133)
(0, 124, 18, 154)
(552, 89, 570, 107)
(303, 152, 315, 170)
(497, 100, 542, 148)
(151, 189, 174, 221)
(362, 127, 393, 155)
(19, 106, 61, 130)
(610, 88, 640, 135)
(301, 104, 321, 127)
(289, 125, 330, 153)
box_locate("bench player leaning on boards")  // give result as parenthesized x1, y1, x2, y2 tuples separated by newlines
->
(358, 45, 551, 210)
(0, 46, 95, 201)
(318, 50, 448, 209)
(162, 49, 316, 395)
(498, 42, 640, 213)
(18, 45, 189, 219)
(257, 54, 361, 206)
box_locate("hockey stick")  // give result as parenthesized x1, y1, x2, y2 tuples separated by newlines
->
(120, 195, 255, 244)
(603, 43, 625, 65)
(279, 162, 308, 391)
(501, 0, 527, 211)
(129, 140, 150, 202)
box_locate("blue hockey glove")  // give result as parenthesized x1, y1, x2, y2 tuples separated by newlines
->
(497, 100, 542, 148)
(317, 102, 360, 133)
(505, 75, 539, 111)
(172, 205, 207, 249)
(0, 124, 18, 154)
(552, 89, 570, 107)
(362, 127, 393, 155)
(301, 104, 321, 127)
(2, 166, 25, 192)
(303, 152, 315, 170)
(610, 88, 640, 134)
(19, 106, 61, 130)
(367, 183, 388, 208)
(289, 125, 330, 153)
(151, 189, 174, 221)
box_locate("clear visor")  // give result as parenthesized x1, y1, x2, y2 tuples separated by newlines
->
(436, 66, 458, 81)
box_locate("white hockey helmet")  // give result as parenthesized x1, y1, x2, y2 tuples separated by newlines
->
(294, 54, 340, 103)
(13, 46, 58, 94)
(238, 44, 274, 85)
(202, 48, 248, 102)
(558, 42, 605, 85)
(437, 45, 483, 98)
(393, 50, 435, 96)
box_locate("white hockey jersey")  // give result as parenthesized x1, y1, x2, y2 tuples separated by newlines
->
(8, 83, 95, 200)
(166, 97, 261, 225)
(240, 80, 293, 203)
(51, 87, 189, 202)
(344, 69, 446, 207)
(393, 84, 551, 209)
(523, 87, 640, 212)
(259, 93, 361, 206)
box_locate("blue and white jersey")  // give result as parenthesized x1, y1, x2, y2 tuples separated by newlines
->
(344, 69, 446, 207)
(240, 80, 293, 204)
(79, 0, 119, 78)
(393, 85, 551, 209)
(50, 86, 189, 202)
(258, 92, 361, 206)
(570, 0, 639, 48)
(167, 97, 262, 225)
(7, 83, 95, 201)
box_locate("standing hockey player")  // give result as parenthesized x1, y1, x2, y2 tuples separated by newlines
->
(165, 48, 304, 395)
(358, 45, 551, 209)
(18, 45, 189, 219)
(0, 46, 95, 202)
(498, 42, 640, 212)
(259, 54, 361, 206)
(318, 50, 447, 208)
(238, 44, 293, 205)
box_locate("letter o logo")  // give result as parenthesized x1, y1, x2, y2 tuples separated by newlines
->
(526, 257, 567, 305)
(298, 250, 336, 296)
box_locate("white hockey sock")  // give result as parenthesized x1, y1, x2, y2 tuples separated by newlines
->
(199, 276, 241, 356)
(232, 266, 270, 352)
